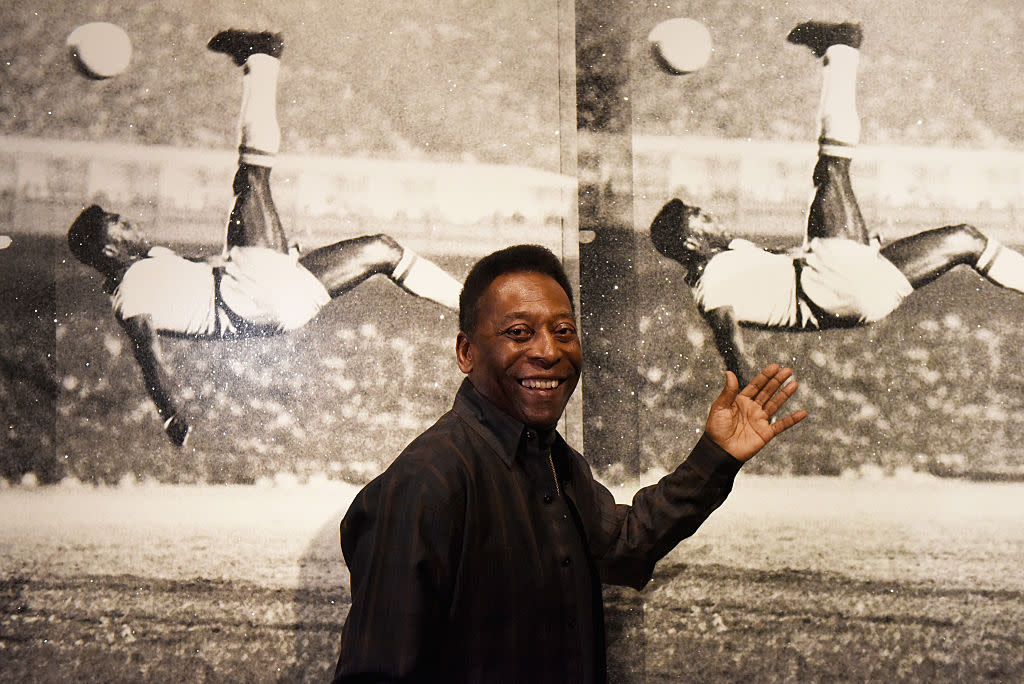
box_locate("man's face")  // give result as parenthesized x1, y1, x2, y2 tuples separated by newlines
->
(102, 214, 150, 262)
(687, 205, 718, 231)
(650, 200, 726, 278)
(457, 271, 582, 430)
(675, 207, 730, 286)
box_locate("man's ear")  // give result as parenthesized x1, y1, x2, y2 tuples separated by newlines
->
(455, 331, 473, 375)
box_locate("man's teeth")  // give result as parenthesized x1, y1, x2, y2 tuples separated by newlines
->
(521, 379, 559, 390)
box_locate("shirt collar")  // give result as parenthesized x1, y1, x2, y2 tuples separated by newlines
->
(452, 378, 563, 468)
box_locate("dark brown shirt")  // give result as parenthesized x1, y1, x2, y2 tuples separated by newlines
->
(334, 379, 742, 683)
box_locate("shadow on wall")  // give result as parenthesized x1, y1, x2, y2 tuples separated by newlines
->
(288, 507, 649, 682)
(286, 506, 351, 682)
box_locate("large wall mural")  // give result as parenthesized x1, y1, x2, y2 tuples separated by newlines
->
(2, 0, 1023, 680)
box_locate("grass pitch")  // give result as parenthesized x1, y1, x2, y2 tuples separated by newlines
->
(2, 475, 1022, 681)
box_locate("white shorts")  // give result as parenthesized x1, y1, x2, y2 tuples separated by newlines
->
(800, 238, 913, 324)
(219, 246, 331, 334)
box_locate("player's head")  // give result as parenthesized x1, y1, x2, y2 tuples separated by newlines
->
(459, 244, 575, 336)
(456, 245, 581, 429)
(67, 205, 150, 275)
(649, 198, 729, 285)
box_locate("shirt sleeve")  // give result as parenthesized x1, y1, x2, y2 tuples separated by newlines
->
(584, 433, 743, 590)
(333, 455, 464, 683)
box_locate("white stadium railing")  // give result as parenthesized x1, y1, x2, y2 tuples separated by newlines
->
(4, 134, 1022, 250)
(0, 135, 576, 258)
(630, 135, 1024, 241)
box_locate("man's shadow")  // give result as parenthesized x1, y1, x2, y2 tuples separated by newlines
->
(283, 505, 351, 683)
(286, 510, 648, 683)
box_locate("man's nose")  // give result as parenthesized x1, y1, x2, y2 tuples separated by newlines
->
(528, 329, 560, 364)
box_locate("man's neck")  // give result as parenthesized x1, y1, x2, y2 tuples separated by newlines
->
(101, 259, 137, 294)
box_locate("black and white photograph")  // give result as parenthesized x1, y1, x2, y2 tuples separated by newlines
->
(2, 0, 1023, 681)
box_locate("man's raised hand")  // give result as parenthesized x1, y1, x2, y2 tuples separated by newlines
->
(704, 363, 807, 462)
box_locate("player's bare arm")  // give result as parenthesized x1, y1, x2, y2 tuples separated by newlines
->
(700, 306, 754, 387)
(118, 313, 192, 447)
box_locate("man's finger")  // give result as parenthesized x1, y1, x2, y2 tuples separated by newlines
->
(762, 377, 798, 415)
(770, 409, 808, 436)
(712, 370, 740, 409)
(738, 363, 781, 399)
(759, 367, 794, 405)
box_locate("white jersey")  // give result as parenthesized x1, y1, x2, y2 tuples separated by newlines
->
(695, 239, 809, 328)
(113, 246, 330, 338)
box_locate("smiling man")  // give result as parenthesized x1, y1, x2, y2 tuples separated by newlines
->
(334, 244, 806, 683)
(456, 267, 582, 430)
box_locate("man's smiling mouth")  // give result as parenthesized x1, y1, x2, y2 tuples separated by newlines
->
(520, 378, 560, 390)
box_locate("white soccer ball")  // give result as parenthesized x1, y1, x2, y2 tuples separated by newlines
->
(648, 18, 713, 75)
(67, 22, 133, 79)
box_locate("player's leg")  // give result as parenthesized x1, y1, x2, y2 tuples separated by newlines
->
(882, 224, 1024, 293)
(806, 155, 869, 244)
(299, 235, 463, 310)
(208, 29, 290, 253)
(789, 22, 871, 244)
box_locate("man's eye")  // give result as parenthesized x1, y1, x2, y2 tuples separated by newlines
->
(504, 326, 532, 340)
(554, 326, 577, 340)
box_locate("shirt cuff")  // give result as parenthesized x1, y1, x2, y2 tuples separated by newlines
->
(685, 433, 744, 480)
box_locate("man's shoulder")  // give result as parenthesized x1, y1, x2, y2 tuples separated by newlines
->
(121, 248, 207, 280)
(386, 409, 483, 477)
(703, 239, 795, 274)
(350, 409, 486, 513)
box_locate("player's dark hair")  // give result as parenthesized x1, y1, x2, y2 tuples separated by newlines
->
(67, 205, 112, 268)
(650, 198, 729, 288)
(459, 244, 575, 335)
(649, 198, 695, 261)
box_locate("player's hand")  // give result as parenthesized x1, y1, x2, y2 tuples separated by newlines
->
(163, 414, 193, 448)
(704, 363, 807, 462)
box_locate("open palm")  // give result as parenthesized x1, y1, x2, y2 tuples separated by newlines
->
(704, 364, 807, 462)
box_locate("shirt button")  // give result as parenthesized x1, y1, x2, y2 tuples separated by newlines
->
(543, 494, 553, 504)
(561, 557, 572, 567)
(568, 618, 576, 629)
